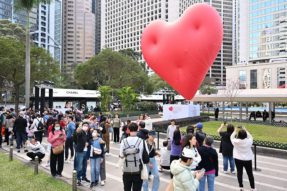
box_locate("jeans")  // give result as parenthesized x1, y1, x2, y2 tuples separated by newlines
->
(123, 173, 143, 191)
(90, 157, 101, 183)
(143, 157, 160, 191)
(223, 155, 235, 172)
(65, 137, 74, 160)
(81, 151, 88, 179)
(235, 159, 255, 189)
(199, 173, 215, 191)
(75, 151, 85, 180)
(16, 132, 26, 150)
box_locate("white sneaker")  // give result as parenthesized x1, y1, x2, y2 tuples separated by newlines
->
(223, 171, 228, 174)
(100, 181, 105, 186)
(231, 171, 236, 174)
(45, 161, 50, 168)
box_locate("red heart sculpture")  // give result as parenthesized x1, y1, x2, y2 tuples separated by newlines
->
(168, 106, 173, 111)
(141, 3, 223, 100)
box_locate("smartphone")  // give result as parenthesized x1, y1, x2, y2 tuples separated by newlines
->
(200, 168, 206, 173)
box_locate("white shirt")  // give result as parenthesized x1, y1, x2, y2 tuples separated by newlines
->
(27, 141, 45, 154)
(231, 131, 254, 161)
(167, 125, 177, 140)
(160, 147, 170, 166)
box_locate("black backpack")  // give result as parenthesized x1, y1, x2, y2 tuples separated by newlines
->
(37, 119, 44, 131)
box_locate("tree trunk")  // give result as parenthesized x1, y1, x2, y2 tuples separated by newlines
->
(15, 85, 20, 115)
(25, 10, 31, 109)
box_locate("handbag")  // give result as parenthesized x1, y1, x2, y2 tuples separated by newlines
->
(141, 164, 148, 180)
(52, 144, 64, 155)
(93, 147, 102, 155)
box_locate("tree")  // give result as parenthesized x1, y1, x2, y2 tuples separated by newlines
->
(99, 86, 112, 112)
(199, 77, 218, 95)
(75, 49, 150, 93)
(148, 73, 173, 92)
(117, 87, 138, 111)
(0, 37, 59, 113)
(15, 0, 51, 108)
(0, 20, 25, 42)
(224, 79, 240, 121)
(118, 49, 141, 61)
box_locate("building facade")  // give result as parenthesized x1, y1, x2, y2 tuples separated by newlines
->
(226, 59, 287, 89)
(62, 0, 95, 74)
(101, 0, 234, 85)
(92, 0, 101, 54)
(32, 1, 62, 67)
(236, 0, 287, 64)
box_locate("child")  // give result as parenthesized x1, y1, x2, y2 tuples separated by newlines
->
(170, 147, 204, 191)
(90, 129, 105, 188)
(159, 140, 171, 172)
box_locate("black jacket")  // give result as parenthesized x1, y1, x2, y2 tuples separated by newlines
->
(14, 117, 27, 133)
(197, 145, 219, 176)
(219, 132, 234, 156)
(75, 130, 90, 152)
(195, 130, 206, 147)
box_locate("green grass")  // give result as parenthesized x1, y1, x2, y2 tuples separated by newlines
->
(182, 121, 287, 144)
(0, 152, 71, 191)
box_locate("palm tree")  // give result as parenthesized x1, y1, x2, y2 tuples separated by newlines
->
(117, 87, 138, 111)
(99, 86, 112, 112)
(15, 0, 51, 108)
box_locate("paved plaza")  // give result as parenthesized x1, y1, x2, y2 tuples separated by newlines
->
(1, 133, 287, 191)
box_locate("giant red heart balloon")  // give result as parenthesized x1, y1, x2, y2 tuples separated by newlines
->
(141, 3, 223, 100)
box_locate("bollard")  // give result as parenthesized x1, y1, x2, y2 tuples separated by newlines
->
(72, 170, 77, 191)
(34, 156, 39, 175)
(9, 146, 13, 161)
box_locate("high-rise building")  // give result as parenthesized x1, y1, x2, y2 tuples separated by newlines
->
(236, 0, 287, 64)
(62, 0, 95, 74)
(92, 0, 102, 54)
(31, 1, 62, 66)
(0, 0, 62, 66)
(101, 0, 234, 85)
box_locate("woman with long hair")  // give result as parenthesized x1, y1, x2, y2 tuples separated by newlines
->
(182, 134, 201, 170)
(48, 121, 66, 177)
(170, 129, 182, 178)
(231, 126, 255, 191)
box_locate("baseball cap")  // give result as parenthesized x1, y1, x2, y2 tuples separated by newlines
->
(196, 122, 203, 129)
(181, 147, 195, 159)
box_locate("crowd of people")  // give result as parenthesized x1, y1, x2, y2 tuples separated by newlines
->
(0, 106, 256, 191)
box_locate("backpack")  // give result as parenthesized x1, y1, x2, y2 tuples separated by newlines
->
(122, 138, 142, 174)
(37, 118, 44, 131)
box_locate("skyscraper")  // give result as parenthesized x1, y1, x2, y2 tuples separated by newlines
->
(92, 0, 102, 54)
(62, 0, 95, 74)
(101, 0, 234, 85)
(0, 0, 62, 66)
(236, 0, 287, 64)
(31, 1, 62, 66)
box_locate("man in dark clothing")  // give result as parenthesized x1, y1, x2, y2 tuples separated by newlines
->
(262, 110, 268, 122)
(137, 121, 149, 140)
(14, 113, 27, 152)
(74, 122, 91, 186)
(214, 108, 219, 121)
(195, 123, 206, 147)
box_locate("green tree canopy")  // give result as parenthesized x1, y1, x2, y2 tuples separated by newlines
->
(75, 49, 150, 93)
(99, 86, 112, 112)
(0, 37, 59, 112)
(0, 20, 25, 42)
(117, 86, 138, 111)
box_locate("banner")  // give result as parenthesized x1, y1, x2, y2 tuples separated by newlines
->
(163, 104, 200, 120)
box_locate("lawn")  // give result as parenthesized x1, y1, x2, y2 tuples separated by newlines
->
(0, 152, 71, 191)
(182, 121, 287, 144)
